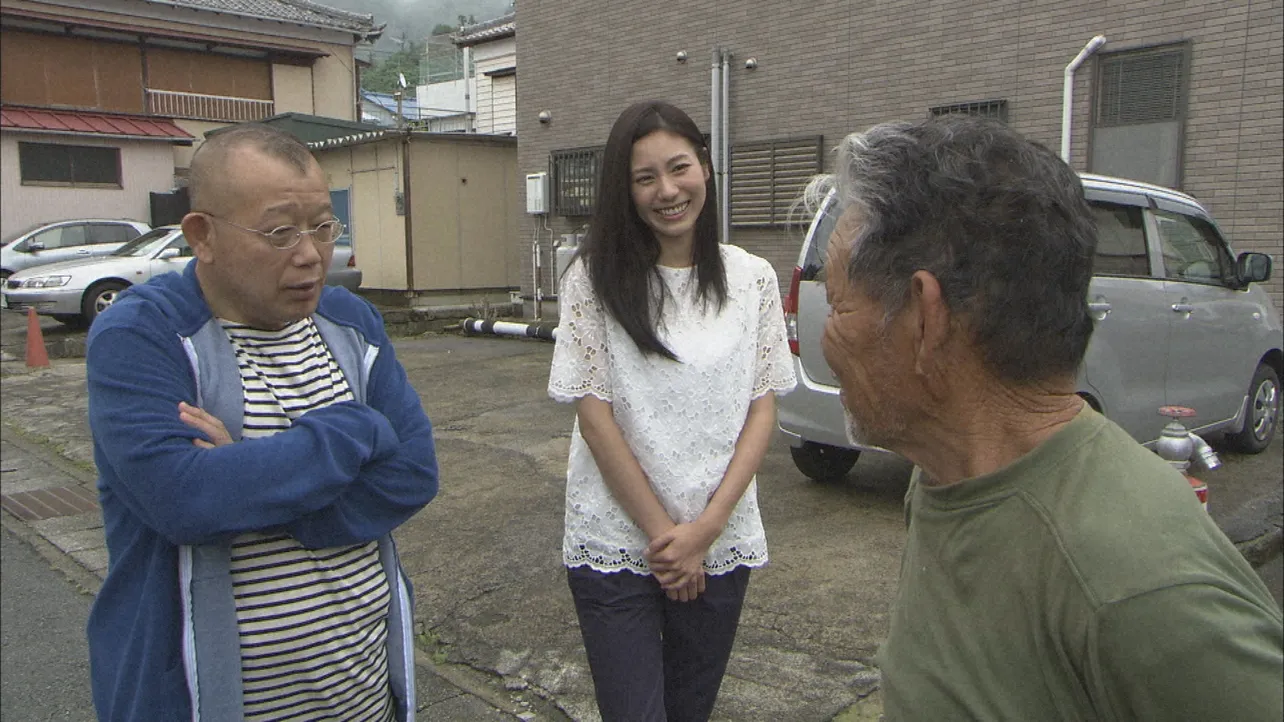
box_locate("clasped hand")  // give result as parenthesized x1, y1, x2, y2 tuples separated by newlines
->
(645, 520, 719, 603)
(179, 402, 233, 448)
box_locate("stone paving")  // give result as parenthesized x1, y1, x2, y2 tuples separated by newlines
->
(0, 400, 551, 722)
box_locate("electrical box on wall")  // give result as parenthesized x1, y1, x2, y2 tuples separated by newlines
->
(526, 172, 549, 215)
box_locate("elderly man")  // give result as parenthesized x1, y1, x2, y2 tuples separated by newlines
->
(819, 116, 1283, 720)
(85, 124, 439, 721)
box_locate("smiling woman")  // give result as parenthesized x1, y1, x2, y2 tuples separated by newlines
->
(547, 100, 797, 722)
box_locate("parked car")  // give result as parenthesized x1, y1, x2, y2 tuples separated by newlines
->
(3, 226, 191, 325)
(1, 219, 151, 281)
(778, 174, 1282, 482)
(328, 237, 362, 292)
(3, 226, 364, 324)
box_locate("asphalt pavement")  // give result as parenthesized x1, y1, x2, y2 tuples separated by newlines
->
(1, 524, 97, 721)
(0, 307, 1280, 721)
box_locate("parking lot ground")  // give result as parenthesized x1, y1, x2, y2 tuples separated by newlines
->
(1, 322, 1280, 720)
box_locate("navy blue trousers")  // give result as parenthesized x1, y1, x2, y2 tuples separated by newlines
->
(566, 565, 751, 722)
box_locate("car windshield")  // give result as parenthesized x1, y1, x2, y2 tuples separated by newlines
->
(112, 229, 180, 257)
(1, 222, 48, 247)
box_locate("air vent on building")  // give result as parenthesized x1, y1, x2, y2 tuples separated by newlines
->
(729, 136, 823, 228)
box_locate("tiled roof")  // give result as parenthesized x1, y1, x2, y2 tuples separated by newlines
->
(145, 0, 379, 34)
(453, 11, 515, 46)
(0, 107, 195, 143)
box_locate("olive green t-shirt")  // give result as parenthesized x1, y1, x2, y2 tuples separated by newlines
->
(878, 407, 1283, 721)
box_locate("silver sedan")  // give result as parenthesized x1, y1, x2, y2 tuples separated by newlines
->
(3, 227, 363, 324)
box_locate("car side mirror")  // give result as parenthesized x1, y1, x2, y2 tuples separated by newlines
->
(1236, 252, 1272, 285)
(157, 247, 182, 260)
(26, 241, 45, 252)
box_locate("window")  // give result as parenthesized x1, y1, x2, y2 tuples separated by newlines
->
(89, 223, 138, 244)
(1154, 211, 1233, 285)
(29, 224, 87, 250)
(1089, 202, 1150, 277)
(551, 146, 603, 217)
(729, 136, 823, 227)
(1091, 44, 1188, 188)
(18, 143, 121, 187)
(929, 99, 1008, 123)
(330, 189, 352, 243)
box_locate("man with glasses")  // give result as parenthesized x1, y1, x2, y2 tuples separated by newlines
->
(84, 123, 440, 721)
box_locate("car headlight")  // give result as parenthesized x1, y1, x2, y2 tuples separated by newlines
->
(21, 275, 71, 288)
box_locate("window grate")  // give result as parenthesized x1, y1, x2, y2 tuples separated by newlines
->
(1096, 47, 1185, 127)
(729, 136, 823, 228)
(550, 146, 603, 217)
(929, 99, 1009, 123)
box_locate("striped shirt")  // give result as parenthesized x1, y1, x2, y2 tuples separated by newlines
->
(222, 318, 394, 722)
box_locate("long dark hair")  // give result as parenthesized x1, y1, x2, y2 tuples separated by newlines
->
(574, 100, 726, 360)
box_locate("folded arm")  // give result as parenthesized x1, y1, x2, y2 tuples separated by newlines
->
(88, 325, 402, 546)
(284, 337, 438, 548)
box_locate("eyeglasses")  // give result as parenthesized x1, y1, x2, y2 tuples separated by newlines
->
(201, 213, 345, 250)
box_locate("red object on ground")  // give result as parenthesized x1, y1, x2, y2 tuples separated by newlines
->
(1158, 405, 1197, 419)
(24, 307, 49, 368)
(1187, 475, 1209, 511)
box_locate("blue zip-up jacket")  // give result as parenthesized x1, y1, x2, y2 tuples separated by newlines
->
(85, 261, 439, 721)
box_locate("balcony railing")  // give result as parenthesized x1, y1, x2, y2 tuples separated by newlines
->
(146, 89, 274, 123)
(410, 113, 475, 133)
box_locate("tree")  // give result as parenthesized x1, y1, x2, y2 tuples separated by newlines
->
(362, 38, 425, 95)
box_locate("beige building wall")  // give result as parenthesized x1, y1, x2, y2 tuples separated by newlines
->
(311, 50, 359, 120)
(272, 63, 316, 115)
(515, 0, 1284, 310)
(408, 136, 519, 292)
(315, 140, 408, 291)
(0, 133, 176, 238)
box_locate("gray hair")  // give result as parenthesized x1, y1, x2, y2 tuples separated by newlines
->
(188, 124, 316, 213)
(806, 115, 1097, 383)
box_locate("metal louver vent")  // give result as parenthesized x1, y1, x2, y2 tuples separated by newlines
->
(730, 136, 822, 227)
(929, 99, 1008, 123)
(1097, 47, 1185, 127)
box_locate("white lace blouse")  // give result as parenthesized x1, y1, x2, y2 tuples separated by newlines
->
(547, 244, 797, 576)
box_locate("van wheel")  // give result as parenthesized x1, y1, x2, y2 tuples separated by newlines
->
(790, 442, 860, 482)
(1225, 363, 1280, 454)
(82, 281, 127, 324)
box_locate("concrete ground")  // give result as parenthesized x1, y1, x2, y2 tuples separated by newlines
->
(1, 308, 1280, 720)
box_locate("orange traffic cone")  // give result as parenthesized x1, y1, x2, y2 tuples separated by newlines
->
(24, 307, 49, 368)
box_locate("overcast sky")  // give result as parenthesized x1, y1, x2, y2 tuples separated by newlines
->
(319, 0, 512, 55)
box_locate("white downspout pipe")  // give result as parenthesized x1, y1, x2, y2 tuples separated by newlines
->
(720, 49, 731, 245)
(1061, 35, 1107, 163)
(711, 46, 723, 229)
(462, 46, 473, 132)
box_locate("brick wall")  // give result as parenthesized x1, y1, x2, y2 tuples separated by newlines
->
(515, 0, 1283, 310)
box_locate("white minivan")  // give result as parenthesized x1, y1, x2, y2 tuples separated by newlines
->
(778, 174, 1282, 481)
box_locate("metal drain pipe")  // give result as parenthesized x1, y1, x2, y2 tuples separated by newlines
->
(461, 318, 558, 342)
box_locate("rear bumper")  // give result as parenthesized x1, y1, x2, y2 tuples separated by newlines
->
(777, 356, 891, 455)
(326, 268, 362, 292)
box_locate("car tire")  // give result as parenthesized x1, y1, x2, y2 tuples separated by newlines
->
(52, 314, 88, 327)
(82, 281, 128, 324)
(790, 442, 861, 482)
(1225, 363, 1280, 454)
